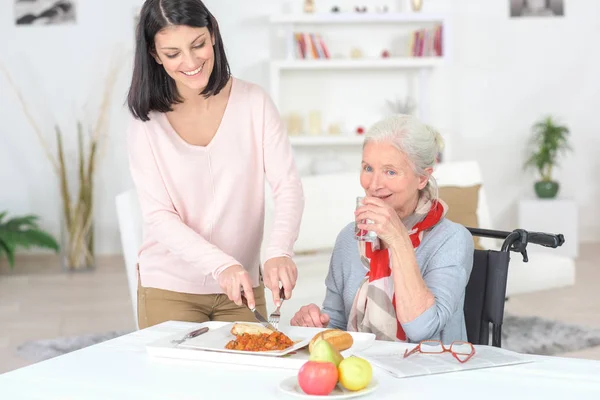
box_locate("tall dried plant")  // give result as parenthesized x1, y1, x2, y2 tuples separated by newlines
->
(1, 58, 122, 270)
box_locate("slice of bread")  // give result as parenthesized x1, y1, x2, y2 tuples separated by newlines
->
(230, 322, 274, 336)
(308, 329, 354, 353)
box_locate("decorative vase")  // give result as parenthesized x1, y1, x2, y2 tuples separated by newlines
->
(411, 0, 423, 12)
(59, 190, 95, 272)
(286, 113, 303, 136)
(60, 216, 95, 272)
(308, 110, 322, 136)
(534, 180, 559, 199)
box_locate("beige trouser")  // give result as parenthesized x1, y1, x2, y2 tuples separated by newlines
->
(136, 267, 268, 329)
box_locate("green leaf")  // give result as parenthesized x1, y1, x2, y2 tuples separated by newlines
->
(5, 215, 39, 230)
(0, 229, 59, 252)
(0, 239, 15, 269)
(0, 212, 60, 269)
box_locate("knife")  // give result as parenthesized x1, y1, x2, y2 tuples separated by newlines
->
(171, 326, 209, 345)
(240, 292, 278, 331)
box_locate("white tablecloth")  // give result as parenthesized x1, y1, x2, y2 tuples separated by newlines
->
(1, 321, 600, 399)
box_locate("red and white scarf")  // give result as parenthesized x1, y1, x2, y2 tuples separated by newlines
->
(347, 195, 448, 342)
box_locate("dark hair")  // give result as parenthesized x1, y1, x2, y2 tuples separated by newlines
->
(127, 0, 231, 121)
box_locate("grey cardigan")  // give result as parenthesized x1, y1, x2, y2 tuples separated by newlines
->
(322, 219, 474, 344)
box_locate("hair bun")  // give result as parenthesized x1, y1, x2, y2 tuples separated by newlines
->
(425, 125, 445, 153)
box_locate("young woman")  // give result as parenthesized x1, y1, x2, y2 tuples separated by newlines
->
(291, 115, 474, 344)
(127, 0, 304, 329)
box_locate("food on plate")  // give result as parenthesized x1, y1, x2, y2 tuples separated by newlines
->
(308, 329, 354, 353)
(297, 360, 339, 396)
(309, 338, 344, 367)
(225, 323, 294, 352)
(230, 322, 274, 336)
(337, 356, 373, 391)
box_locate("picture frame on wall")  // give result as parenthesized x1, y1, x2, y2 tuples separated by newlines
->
(510, 0, 565, 18)
(15, 0, 77, 26)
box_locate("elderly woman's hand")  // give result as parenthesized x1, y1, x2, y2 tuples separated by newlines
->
(355, 196, 407, 246)
(290, 304, 330, 327)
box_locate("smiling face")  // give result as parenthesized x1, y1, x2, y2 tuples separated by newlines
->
(152, 25, 215, 94)
(360, 141, 431, 218)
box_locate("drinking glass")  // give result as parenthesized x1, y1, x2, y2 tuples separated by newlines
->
(354, 196, 377, 242)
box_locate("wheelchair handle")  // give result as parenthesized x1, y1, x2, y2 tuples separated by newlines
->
(467, 227, 565, 263)
(527, 231, 565, 248)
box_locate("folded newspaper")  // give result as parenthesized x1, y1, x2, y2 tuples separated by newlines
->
(358, 344, 534, 379)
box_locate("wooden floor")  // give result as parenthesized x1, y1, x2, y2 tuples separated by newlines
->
(1, 244, 599, 374)
(0, 255, 136, 374)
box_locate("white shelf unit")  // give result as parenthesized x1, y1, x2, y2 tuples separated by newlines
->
(288, 135, 365, 146)
(272, 57, 443, 71)
(269, 11, 450, 148)
(269, 12, 447, 24)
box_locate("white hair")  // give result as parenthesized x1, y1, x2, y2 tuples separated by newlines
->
(363, 114, 445, 200)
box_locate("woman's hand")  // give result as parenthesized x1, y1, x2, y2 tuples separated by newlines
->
(217, 264, 256, 309)
(355, 196, 407, 246)
(290, 304, 330, 328)
(263, 256, 298, 307)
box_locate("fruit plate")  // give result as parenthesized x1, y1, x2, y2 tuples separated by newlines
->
(146, 321, 376, 370)
(279, 376, 379, 399)
(177, 322, 310, 356)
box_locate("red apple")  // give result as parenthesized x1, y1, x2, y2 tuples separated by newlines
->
(297, 361, 339, 396)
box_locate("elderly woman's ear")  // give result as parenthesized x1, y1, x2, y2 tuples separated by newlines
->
(418, 167, 433, 190)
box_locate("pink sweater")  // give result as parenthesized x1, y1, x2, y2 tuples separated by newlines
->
(127, 78, 304, 295)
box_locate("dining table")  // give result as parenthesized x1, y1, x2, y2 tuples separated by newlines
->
(1, 320, 600, 399)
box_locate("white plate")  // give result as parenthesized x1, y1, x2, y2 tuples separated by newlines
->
(146, 321, 377, 370)
(178, 322, 311, 356)
(279, 376, 379, 399)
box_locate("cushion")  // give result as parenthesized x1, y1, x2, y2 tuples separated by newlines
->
(438, 184, 483, 250)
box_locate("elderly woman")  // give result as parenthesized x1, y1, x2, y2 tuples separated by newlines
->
(290, 114, 474, 344)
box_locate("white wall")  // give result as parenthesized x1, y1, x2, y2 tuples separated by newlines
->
(438, 0, 600, 240)
(0, 0, 278, 255)
(0, 0, 598, 257)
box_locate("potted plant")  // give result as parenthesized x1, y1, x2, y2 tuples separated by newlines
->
(523, 116, 572, 198)
(0, 212, 60, 270)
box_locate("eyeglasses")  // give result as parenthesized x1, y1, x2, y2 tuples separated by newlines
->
(403, 340, 476, 363)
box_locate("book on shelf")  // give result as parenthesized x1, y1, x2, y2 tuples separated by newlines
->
(409, 24, 443, 57)
(293, 32, 330, 60)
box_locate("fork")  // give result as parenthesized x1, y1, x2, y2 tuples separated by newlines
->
(268, 287, 286, 330)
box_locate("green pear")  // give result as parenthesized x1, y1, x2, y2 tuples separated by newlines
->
(309, 338, 344, 367)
